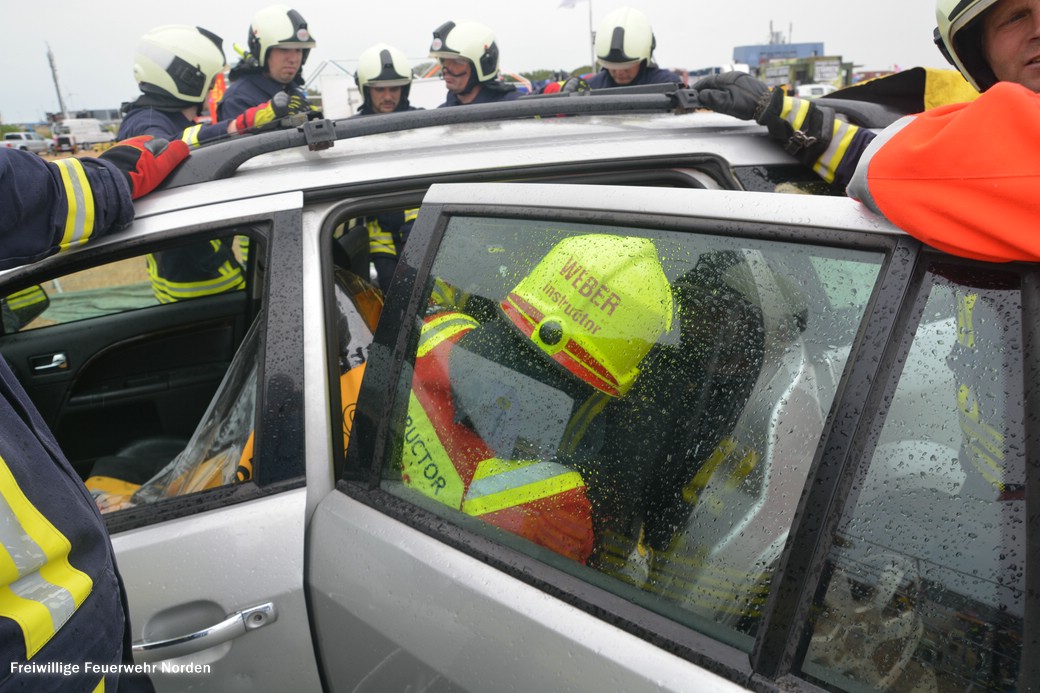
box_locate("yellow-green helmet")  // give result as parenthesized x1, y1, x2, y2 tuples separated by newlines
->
(500, 235, 672, 397)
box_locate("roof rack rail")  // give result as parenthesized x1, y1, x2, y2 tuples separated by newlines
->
(161, 86, 701, 189)
(159, 83, 904, 190)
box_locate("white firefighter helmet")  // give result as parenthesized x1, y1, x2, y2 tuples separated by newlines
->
(429, 20, 500, 83)
(134, 25, 226, 103)
(595, 7, 656, 69)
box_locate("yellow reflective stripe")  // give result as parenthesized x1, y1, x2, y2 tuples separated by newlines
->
(812, 119, 859, 184)
(956, 293, 977, 349)
(181, 125, 203, 148)
(53, 159, 95, 251)
(560, 390, 609, 456)
(145, 253, 246, 304)
(462, 459, 584, 517)
(401, 394, 465, 508)
(404, 208, 418, 223)
(416, 312, 478, 358)
(781, 96, 812, 130)
(93, 678, 104, 693)
(367, 220, 396, 256)
(0, 455, 93, 658)
(430, 279, 471, 311)
(5, 287, 46, 311)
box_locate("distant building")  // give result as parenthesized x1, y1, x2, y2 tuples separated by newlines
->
(733, 43, 825, 67)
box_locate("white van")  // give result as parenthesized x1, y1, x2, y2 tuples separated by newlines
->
(53, 118, 116, 152)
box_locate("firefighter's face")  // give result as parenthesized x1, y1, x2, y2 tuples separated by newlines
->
(606, 61, 641, 85)
(440, 58, 472, 93)
(267, 47, 304, 85)
(370, 86, 403, 113)
(982, 0, 1040, 92)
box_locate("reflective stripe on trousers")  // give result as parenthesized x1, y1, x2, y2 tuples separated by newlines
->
(0, 454, 93, 658)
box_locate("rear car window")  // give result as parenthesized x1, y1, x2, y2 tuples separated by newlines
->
(802, 264, 1026, 692)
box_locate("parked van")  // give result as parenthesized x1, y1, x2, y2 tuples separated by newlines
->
(53, 118, 116, 153)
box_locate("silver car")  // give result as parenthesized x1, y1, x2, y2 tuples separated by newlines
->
(0, 90, 1032, 693)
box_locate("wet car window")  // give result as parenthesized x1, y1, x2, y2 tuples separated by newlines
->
(380, 215, 884, 650)
(802, 265, 1025, 692)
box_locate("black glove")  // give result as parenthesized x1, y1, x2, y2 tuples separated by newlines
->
(754, 87, 838, 165)
(99, 136, 189, 199)
(692, 72, 769, 120)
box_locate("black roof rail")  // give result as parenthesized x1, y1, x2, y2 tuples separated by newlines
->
(159, 83, 904, 190)
(161, 86, 702, 190)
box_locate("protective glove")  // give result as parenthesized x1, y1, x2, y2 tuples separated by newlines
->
(232, 92, 306, 132)
(99, 136, 189, 199)
(692, 72, 770, 120)
(754, 87, 841, 166)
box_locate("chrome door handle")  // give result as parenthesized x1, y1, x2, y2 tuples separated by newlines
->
(132, 602, 277, 663)
(31, 352, 67, 373)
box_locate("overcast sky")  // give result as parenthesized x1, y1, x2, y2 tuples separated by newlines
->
(4, 0, 949, 124)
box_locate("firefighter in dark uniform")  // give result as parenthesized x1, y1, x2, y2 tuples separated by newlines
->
(217, 5, 317, 122)
(349, 44, 421, 292)
(586, 7, 683, 89)
(120, 25, 307, 304)
(0, 137, 187, 690)
(429, 21, 520, 106)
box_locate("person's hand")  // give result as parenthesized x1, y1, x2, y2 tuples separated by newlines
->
(232, 92, 306, 133)
(692, 72, 770, 120)
(99, 136, 189, 199)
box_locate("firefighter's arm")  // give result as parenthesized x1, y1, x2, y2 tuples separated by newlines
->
(848, 82, 1040, 262)
(693, 72, 874, 187)
(0, 139, 185, 270)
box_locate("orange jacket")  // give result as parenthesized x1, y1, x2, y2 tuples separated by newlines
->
(849, 82, 1040, 263)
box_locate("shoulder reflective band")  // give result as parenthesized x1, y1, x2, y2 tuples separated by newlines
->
(462, 459, 585, 517)
(0, 455, 93, 658)
(416, 312, 478, 358)
(52, 158, 96, 252)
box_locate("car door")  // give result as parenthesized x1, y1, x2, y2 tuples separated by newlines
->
(306, 182, 1038, 692)
(1, 191, 324, 693)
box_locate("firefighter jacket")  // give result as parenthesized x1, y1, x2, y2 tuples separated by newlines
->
(217, 72, 312, 121)
(118, 109, 245, 303)
(0, 149, 132, 271)
(117, 105, 227, 148)
(402, 311, 595, 563)
(365, 209, 417, 293)
(848, 81, 1040, 263)
(0, 149, 139, 691)
(586, 64, 682, 89)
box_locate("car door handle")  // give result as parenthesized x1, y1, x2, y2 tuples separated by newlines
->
(30, 352, 67, 373)
(132, 602, 277, 663)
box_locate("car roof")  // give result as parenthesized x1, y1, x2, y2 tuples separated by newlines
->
(136, 86, 905, 220)
(136, 111, 790, 219)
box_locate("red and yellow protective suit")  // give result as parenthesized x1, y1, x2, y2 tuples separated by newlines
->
(402, 311, 594, 563)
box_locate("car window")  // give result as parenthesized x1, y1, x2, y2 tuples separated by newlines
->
(0, 230, 267, 518)
(801, 264, 1026, 692)
(367, 214, 885, 651)
(0, 234, 250, 332)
